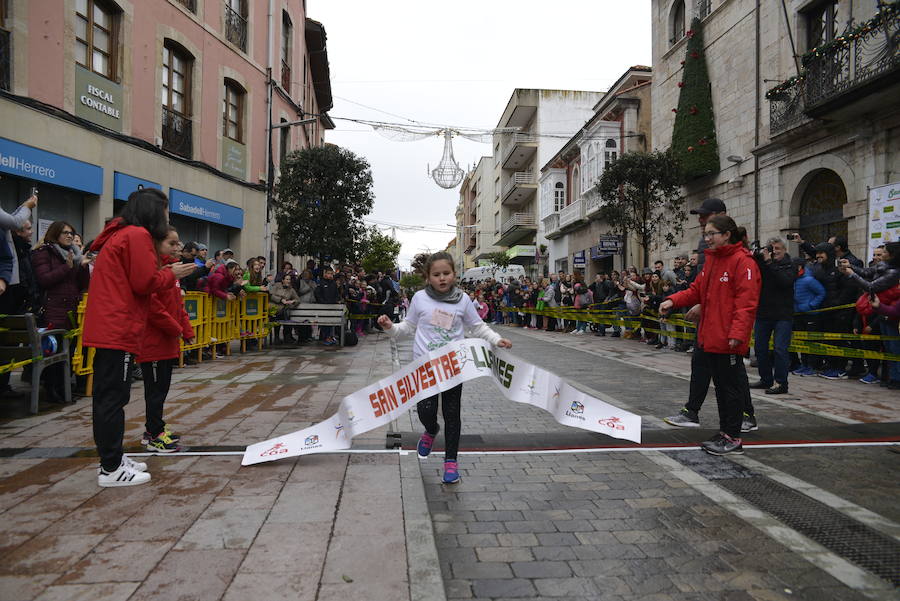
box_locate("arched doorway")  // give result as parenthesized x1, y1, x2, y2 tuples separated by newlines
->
(798, 169, 847, 244)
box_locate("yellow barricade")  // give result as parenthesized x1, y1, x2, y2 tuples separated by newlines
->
(238, 293, 268, 352)
(180, 292, 212, 364)
(210, 296, 238, 356)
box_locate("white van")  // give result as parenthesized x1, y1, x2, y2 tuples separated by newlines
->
(461, 265, 526, 284)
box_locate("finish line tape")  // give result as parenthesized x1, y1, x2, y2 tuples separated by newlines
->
(241, 338, 642, 466)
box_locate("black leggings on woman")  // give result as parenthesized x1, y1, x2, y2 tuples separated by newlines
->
(416, 383, 463, 461)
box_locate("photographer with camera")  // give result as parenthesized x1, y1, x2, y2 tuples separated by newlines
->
(749, 238, 796, 394)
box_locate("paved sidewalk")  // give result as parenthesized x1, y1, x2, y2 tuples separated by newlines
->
(0, 335, 444, 601)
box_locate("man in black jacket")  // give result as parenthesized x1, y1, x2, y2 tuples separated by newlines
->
(750, 238, 796, 394)
(315, 266, 341, 345)
(812, 243, 858, 379)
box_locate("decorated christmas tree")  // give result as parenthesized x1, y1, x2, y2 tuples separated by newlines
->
(671, 17, 720, 180)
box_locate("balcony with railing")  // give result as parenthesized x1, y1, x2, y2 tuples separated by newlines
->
(584, 191, 604, 217)
(496, 213, 536, 247)
(768, 7, 899, 135)
(542, 213, 561, 240)
(224, 2, 248, 52)
(559, 199, 586, 230)
(501, 171, 537, 206)
(162, 108, 193, 158)
(281, 60, 291, 92)
(0, 28, 9, 92)
(501, 133, 538, 170)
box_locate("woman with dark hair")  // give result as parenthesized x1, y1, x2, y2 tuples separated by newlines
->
(83, 188, 196, 487)
(660, 214, 761, 456)
(31, 220, 93, 402)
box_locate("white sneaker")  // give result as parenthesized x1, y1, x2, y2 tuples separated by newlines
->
(124, 455, 147, 472)
(98, 460, 151, 487)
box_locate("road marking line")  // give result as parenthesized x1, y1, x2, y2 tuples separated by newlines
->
(642, 450, 897, 598)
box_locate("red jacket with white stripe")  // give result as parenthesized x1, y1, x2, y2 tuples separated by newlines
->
(83, 219, 176, 354)
(136, 256, 195, 363)
(667, 242, 761, 355)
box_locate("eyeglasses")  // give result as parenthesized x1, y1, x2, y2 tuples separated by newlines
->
(61, 230, 75, 236)
(703, 231, 723, 239)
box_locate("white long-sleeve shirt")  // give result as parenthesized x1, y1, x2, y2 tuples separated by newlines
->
(385, 290, 502, 359)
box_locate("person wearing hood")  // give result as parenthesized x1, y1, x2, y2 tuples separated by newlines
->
(791, 258, 826, 377)
(810, 242, 857, 379)
(749, 237, 796, 395)
(31, 221, 93, 402)
(83, 188, 196, 487)
(660, 215, 761, 456)
(136, 226, 195, 453)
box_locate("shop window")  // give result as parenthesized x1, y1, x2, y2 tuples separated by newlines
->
(75, 0, 120, 80)
(670, 0, 685, 46)
(281, 11, 292, 91)
(554, 182, 565, 213)
(224, 0, 248, 52)
(223, 79, 245, 143)
(804, 0, 839, 50)
(162, 40, 193, 158)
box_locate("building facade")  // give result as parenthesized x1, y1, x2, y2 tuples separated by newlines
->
(491, 89, 604, 278)
(652, 0, 900, 263)
(0, 0, 333, 259)
(541, 67, 653, 277)
(455, 155, 499, 271)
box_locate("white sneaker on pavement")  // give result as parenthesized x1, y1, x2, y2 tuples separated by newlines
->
(98, 459, 151, 487)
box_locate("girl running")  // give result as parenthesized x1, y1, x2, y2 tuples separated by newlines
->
(377, 251, 511, 484)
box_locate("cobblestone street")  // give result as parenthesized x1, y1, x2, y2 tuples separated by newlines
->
(0, 328, 897, 600)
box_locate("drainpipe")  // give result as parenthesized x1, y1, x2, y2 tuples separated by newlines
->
(265, 0, 275, 263)
(754, 0, 761, 241)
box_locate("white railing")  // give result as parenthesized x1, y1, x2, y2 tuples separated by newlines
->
(584, 191, 603, 216)
(542, 213, 560, 237)
(501, 212, 536, 235)
(559, 199, 585, 228)
(501, 171, 536, 199)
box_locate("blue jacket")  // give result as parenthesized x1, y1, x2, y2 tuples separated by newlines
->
(794, 268, 826, 313)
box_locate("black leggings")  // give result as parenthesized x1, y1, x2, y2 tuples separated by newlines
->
(141, 359, 174, 437)
(416, 383, 463, 461)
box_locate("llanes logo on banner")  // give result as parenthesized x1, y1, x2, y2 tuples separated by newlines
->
(242, 339, 642, 466)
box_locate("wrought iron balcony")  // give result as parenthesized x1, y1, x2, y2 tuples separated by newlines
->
(162, 107, 193, 158)
(281, 60, 291, 92)
(224, 3, 248, 52)
(768, 8, 899, 134)
(0, 28, 9, 92)
(695, 0, 711, 20)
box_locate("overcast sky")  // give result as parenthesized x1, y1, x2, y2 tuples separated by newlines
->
(309, 1, 652, 268)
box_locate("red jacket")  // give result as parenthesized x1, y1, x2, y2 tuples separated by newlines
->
(667, 242, 761, 355)
(83, 219, 176, 353)
(136, 256, 195, 363)
(203, 264, 234, 300)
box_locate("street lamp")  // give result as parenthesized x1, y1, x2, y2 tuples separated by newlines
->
(264, 68, 318, 266)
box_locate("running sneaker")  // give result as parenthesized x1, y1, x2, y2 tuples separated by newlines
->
(141, 425, 180, 446)
(98, 459, 151, 487)
(701, 432, 743, 456)
(442, 460, 460, 484)
(663, 408, 700, 428)
(819, 369, 847, 380)
(417, 427, 439, 459)
(859, 373, 880, 385)
(146, 431, 179, 453)
(740, 413, 758, 433)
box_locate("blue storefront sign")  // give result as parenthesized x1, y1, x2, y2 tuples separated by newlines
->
(114, 172, 161, 201)
(169, 188, 243, 229)
(0, 137, 103, 194)
(573, 250, 586, 267)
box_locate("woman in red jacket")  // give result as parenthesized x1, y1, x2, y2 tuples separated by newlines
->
(660, 215, 761, 456)
(137, 227, 195, 453)
(83, 189, 196, 487)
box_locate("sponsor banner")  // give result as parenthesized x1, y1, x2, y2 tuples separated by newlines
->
(868, 182, 900, 263)
(242, 338, 641, 465)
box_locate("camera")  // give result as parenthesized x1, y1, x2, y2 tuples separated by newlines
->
(787, 233, 798, 241)
(750, 240, 773, 258)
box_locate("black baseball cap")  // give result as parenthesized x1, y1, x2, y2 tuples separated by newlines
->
(690, 198, 727, 215)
